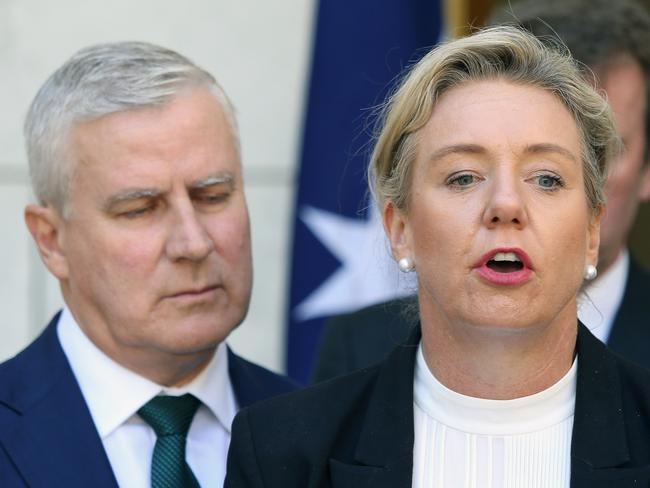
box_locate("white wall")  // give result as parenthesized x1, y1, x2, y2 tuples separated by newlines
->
(0, 0, 316, 373)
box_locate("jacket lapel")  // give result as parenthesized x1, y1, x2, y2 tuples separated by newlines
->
(0, 315, 118, 487)
(329, 322, 650, 488)
(329, 325, 421, 488)
(227, 348, 296, 409)
(570, 323, 650, 487)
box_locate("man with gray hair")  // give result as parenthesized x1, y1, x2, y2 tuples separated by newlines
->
(0, 42, 295, 487)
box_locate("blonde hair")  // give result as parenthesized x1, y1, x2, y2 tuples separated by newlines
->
(369, 26, 620, 213)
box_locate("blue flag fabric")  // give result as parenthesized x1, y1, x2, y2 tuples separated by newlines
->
(287, 0, 443, 384)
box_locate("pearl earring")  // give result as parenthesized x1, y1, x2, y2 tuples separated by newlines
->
(398, 257, 414, 273)
(584, 264, 597, 281)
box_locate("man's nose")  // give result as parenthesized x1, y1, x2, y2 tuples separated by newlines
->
(482, 174, 528, 229)
(166, 204, 214, 261)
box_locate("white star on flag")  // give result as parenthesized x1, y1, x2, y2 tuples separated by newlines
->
(293, 204, 417, 322)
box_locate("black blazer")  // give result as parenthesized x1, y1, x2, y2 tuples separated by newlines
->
(312, 259, 650, 382)
(226, 323, 650, 487)
(0, 313, 297, 487)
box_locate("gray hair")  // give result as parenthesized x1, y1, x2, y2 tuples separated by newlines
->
(24, 41, 238, 215)
(369, 26, 620, 214)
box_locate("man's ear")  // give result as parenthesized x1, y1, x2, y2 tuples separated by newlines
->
(383, 200, 412, 262)
(24, 204, 69, 280)
(639, 158, 650, 201)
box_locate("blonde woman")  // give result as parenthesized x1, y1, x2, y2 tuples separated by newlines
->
(225, 27, 650, 487)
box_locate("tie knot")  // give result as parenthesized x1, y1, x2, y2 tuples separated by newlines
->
(138, 394, 201, 437)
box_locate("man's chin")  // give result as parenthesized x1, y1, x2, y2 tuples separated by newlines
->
(161, 321, 234, 354)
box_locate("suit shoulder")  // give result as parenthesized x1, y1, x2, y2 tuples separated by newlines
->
(234, 353, 296, 390)
(242, 364, 381, 431)
(227, 366, 384, 488)
(327, 296, 417, 329)
(0, 323, 62, 408)
(227, 350, 298, 409)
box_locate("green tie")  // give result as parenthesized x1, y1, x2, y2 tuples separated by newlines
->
(138, 394, 201, 488)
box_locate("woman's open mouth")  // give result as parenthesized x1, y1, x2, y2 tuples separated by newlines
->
(475, 249, 532, 285)
(486, 252, 525, 273)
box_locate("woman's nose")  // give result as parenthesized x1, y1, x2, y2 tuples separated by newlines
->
(482, 175, 528, 229)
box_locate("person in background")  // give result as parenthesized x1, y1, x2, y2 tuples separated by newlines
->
(226, 26, 650, 487)
(312, 0, 650, 383)
(0, 42, 295, 487)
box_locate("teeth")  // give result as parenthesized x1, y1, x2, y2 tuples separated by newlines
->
(491, 252, 521, 262)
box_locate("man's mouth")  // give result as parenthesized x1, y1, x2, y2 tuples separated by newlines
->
(167, 284, 219, 299)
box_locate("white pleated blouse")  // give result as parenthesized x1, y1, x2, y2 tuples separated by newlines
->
(412, 345, 576, 488)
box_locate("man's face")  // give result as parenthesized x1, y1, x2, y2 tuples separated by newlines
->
(598, 56, 650, 272)
(51, 88, 252, 370)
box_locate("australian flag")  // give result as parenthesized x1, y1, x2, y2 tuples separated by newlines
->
(286, 0, 443, 384)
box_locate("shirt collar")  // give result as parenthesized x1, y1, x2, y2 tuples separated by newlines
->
(578, 249, 629, 342)
(57, 307, 237, 438)
(413, 342, 577, 435)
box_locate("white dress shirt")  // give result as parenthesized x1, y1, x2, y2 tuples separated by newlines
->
(57, 307, 237, 488)
(578, 250, 629, 343)
(412, 344, 576, 488)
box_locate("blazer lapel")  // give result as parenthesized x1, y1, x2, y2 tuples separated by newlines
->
(570, 323, 650, 487)
(228, 348, 266, 408)
(329, 325, 421, 488)
(320, 321, 650, 487)
(227, 347, 297, 410)
(0, 316, 118, 487)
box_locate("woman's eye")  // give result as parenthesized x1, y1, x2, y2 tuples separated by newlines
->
(535, 174, 563, 190)
(448, 173, 477, 187)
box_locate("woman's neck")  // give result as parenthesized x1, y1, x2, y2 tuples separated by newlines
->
(420, 307, 578, 400)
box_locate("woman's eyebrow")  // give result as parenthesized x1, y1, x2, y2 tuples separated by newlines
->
(427, 143, 579, 163)
(524, 143, 578, 162)
(428, 144, 486, 162)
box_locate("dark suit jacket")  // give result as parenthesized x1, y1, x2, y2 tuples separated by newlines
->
(226, 323, 650, 487)
(312, 296, 417, 382)
(604, 259, 650, 367)
(0, 313, 296, 487)
(312, 259, 650, 382)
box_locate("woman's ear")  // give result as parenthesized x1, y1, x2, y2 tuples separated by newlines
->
(24, 204, 69, 280)
(383, 200, 412, 262)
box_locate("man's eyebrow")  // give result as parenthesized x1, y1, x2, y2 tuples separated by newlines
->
(190, 173, 234, 189)
(429, 144, 486, 162)
(103, 174, 235, 210)
(524, 143, 579, 163)
(104, 188, 161, 210)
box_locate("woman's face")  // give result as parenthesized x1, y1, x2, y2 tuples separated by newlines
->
(385, 80, 601, 332)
